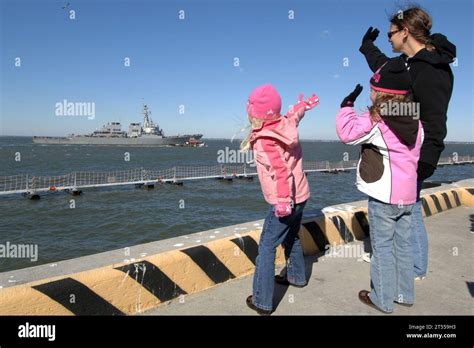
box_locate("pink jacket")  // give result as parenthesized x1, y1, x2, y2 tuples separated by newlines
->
(336, 107, 423, 205)
(250, 108, 310, 205)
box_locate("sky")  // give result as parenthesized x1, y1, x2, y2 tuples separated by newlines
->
(1, 0, 473, 141)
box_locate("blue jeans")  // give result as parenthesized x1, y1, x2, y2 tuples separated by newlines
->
(368, 197, 415, 313)
(252, 201, 307, 311)
(411, 180, 428, 277)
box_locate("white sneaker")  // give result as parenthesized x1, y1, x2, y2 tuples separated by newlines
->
(362, 252, 371, 263)
(414, 276, 426, 281)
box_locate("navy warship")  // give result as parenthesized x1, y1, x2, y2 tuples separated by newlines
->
(32, 104, 203, 146)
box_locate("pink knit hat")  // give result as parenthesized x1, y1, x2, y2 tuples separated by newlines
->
(246, 84, 282, 120)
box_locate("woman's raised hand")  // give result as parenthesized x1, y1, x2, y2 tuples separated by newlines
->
(362, 26, 380, 44)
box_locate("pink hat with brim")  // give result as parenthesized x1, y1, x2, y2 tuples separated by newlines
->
(247, 84, 282, 120)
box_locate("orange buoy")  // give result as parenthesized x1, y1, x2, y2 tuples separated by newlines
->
(50, 186, 57, 191)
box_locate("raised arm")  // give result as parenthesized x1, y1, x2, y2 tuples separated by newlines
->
(359, 27, 390, 72)
(336, 107, 378, 145)
(285, 93, 319, 126)
(336, 84, 378, 145)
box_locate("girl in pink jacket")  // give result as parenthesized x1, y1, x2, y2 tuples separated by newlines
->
(242, 84, 319, 314)
(336, 58, 423, 313)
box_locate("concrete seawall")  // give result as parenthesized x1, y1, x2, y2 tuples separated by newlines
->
(0, 179, 472, 315)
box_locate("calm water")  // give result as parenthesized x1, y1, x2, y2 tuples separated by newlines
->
(0, 136, 472, 272)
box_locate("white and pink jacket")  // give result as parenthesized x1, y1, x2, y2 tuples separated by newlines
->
(336, 107, 424, 205)
(250, 108, 310, 205)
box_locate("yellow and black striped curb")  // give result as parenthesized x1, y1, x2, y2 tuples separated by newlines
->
(0, 186, 472, 315)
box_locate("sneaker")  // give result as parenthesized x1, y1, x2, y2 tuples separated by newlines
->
(414, 276, 426, 281)
(361, 252, 371, 263)
(394, 300, 414, 307)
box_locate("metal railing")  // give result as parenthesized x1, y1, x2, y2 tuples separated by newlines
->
(0, 155, 472, 196)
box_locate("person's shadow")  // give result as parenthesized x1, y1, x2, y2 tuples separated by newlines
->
(271, 208, 372, 310)
(272, 252, 323, 310)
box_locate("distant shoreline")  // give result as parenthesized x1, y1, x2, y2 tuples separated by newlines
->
(1, 135, 473, 144)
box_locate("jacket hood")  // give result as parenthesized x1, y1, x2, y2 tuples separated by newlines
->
(407, 33, 456, 65)
(250, 116, 299, 148)
(381, 115, 419, 146)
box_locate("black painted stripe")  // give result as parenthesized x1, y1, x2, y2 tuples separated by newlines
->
(180, 245, 235, 284)
(466, 188, 474, 195)
(430, 194, 443, 213)
(32, 278, 124, 316)
(116, 260, 186, 302)
(302, 221, 329, 251)
(452, 190, 461, 207)
(354, 211, 370, 237)
(330, 215, 355, 243)
(230, 236, 258, 265)
(441, 192, 453, 210)
(421, 197, 432, 217)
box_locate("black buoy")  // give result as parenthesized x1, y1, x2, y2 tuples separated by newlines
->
(65, 188, 82, 195)
(23, 191, 40, 200)
(237, 175, 254, 181)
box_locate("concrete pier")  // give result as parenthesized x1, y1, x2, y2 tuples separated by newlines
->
(0, 179, 472, 315)
(144, 205, 473, 315)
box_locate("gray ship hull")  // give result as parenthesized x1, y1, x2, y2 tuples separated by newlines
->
(33, 134, 202, 146)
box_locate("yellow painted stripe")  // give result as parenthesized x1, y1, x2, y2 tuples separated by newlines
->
(205, 238, 256, 277)
(0, 286, 73, 315)
(459, 187, 474, 206)
(146, 250, 215, 294)
(319, 215, 345, 246)
(299, 225, 319, 255)
(71, 267, 160, 315)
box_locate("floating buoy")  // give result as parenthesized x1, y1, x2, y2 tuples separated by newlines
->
(22, 191, 40, 200)
(71, 189, 82, 196)
(64, 188, 82, 195)
(50, 186, 57, 191)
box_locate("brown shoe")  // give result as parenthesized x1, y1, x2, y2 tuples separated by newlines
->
(358, 290, 391, 314)
(246, 295, 273, 315)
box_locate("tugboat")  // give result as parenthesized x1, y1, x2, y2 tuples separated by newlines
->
(184, 136, 206, 147)
(32, 104, 203, 146)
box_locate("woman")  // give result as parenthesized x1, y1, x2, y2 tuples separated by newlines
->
(358, 6, 456, 280)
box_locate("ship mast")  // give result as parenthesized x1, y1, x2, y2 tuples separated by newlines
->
(142, 103, 164, 136)
(143, 104, 152, 129)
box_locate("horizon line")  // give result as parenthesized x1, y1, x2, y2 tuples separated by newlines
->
(1, 135, 473, 144)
